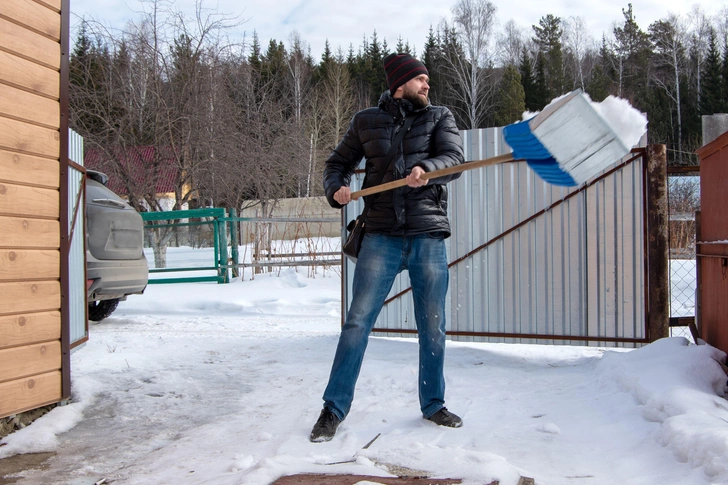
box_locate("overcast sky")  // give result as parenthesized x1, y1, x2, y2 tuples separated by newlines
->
(70, 0, 725, 60)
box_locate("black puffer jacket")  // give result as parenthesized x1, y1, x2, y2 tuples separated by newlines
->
(323, 91, 464, 237)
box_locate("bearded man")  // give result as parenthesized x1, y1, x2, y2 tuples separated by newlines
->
(310, 53, 465, 442)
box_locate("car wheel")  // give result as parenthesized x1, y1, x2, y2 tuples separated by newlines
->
(88, 298, 120, 322)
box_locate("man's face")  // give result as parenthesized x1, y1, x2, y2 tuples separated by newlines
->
(397, 74, 430, 109)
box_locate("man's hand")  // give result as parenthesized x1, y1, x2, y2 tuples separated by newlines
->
(333, 186, 352, 205)
(406, 166, 428, 187)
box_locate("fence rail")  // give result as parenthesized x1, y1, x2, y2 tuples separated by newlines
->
(141, 209, 342, 283)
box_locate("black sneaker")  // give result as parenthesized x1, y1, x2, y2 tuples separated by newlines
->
(426, 407, 463, 428)
(309, 408, 342, 442)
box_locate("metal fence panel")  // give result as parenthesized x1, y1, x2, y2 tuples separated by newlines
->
(68, 130, 87, 347)
(344, 127, 647, 346)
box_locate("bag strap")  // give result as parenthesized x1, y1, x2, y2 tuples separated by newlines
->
(360, 114, 416, 218)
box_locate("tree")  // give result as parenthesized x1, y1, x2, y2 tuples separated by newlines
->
(497, 20, 524, 68)
(699, 27, 724, 115)
(439, 0, 498, 129)
(533, 14, 564, 96)
(494, 65, 525, 125)
(518, 47, 537, 110)
(649, 15, 687, 155)
(422, 25, 446, 106)
(613, 4, 651, 101)
(563, 16, 594, 91)
(532, 50, 550, 109)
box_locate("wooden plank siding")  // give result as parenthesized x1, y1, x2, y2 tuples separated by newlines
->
(0, 50, 60, 99)
(0, 183, 60, 219)
(0, 249, 60, 281)
(0, 0, 65, 418)
(0, 216, 60, 248)
(0, 371, 62, 418)
(0, 312, 61, 349)
(0, 150, 60, 188)
(0, 16, 61, 69)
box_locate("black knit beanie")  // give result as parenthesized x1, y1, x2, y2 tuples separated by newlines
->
(383, 53, 429, 94)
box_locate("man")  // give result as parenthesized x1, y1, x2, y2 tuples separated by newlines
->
(310, 53, 465, 443)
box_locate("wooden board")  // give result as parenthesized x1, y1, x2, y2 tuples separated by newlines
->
(0, 16, 60, 69)
(34, 0, 62, 13)
(0, 0, 61, 41)
(0, 370, 61, 419)
(0, 117, 59, 159)
(0, 340, 61, 383)
(0, 83, 60, 128)
(0, 50, 59, 99)
(0, 149, 59, 188)
(0, 280, 60, 315)
(0, 249, 60, 281)
(0, 216, 59, 248)
(0, 311, 60, 349)
(0, 182, 59, 218)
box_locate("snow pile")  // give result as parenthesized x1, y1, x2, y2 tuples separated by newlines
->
(597, 337, 728, 482)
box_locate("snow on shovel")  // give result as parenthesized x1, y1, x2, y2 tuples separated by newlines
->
(350, 89, 647, 199)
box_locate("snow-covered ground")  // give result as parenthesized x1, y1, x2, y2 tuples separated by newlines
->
(1, 247, 727, 485)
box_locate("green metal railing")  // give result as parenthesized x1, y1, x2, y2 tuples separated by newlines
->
(141, 208, 232, 284)
(141, 208, 340, 284)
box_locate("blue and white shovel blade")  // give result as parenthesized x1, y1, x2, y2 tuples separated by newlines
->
(502, 119, 578, 187)
(503, 90, 632, 186)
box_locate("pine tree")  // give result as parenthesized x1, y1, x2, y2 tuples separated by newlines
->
(518, 47, 536, 110)
(533, 51, 550, 109)
(494, 65, 526, 126)
(532, 14, 564, 97)
(422, 26, 444, 105)
(69, 22, 112, 137)
(366, 31, 387, 102)
(699, 28, 724, 115)
(395, 36, 413, 55)
(248, 31, 262, 70)
(612, 4, 651, 102)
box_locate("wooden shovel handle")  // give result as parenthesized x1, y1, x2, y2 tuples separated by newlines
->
(350, 153, 515, 199)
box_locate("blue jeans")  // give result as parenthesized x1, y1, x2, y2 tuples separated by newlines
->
(323, 232, 449, 420)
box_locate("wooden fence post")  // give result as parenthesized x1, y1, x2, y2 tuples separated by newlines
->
(646, 144, 670, 342)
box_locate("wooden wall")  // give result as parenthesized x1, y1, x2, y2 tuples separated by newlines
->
(0, 0, 66, 418)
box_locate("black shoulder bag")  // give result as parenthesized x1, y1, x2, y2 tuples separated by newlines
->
(342, 115, 416, 263)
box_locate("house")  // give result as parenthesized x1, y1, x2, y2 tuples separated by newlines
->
(84, 146, 180, 205)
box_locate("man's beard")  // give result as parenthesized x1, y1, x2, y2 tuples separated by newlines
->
(402, 86, 429, 109)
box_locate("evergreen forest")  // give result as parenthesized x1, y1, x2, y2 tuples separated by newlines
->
(69, 0, 728, 213)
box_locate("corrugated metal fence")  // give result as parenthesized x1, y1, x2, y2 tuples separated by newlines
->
(67, 130, 87, 347)
(343, 127, 651, 347)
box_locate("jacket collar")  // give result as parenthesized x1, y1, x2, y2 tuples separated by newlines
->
(379, 90, 430, 119)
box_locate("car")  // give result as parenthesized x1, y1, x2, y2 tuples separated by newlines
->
(85, 169, 148, 321)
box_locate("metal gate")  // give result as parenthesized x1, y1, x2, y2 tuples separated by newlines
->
(342, 128, 666, 347)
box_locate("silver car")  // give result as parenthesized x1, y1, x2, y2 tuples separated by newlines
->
(86, 170, 148, 321)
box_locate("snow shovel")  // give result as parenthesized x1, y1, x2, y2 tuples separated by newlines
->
(351, 89, 647, 199)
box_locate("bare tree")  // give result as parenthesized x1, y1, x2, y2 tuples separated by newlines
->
(563, 16, 595, 91)
(286, 32, 315, 197)
(308, 48, 354, 199)
(687, 6, 712, 107)
(496, 20, 524, 68)
(439, 0, 498, 129)
(70, 0, 245, 267)
(649, 14, 687, 155)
